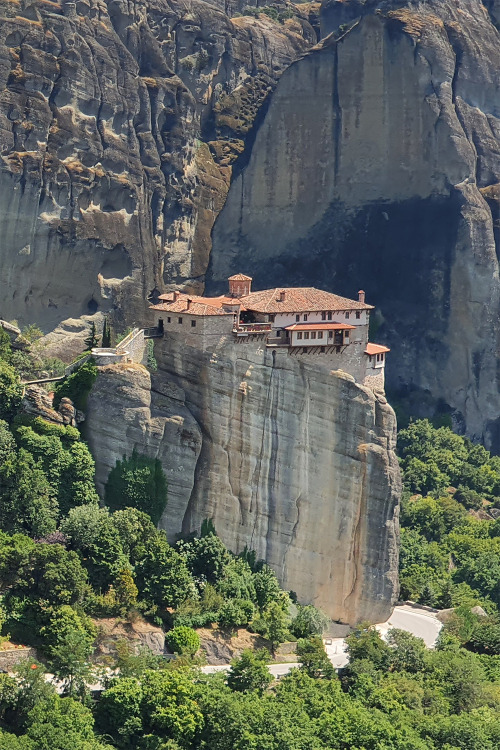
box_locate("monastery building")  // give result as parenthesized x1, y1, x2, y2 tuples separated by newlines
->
(149, 274, 389, 390)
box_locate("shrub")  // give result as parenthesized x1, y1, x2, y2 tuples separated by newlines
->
(166, 626, 200, 656)
(53, 359, 97, 411)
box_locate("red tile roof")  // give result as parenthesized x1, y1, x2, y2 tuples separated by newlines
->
(285, 323, 356, 331)
(228, 273, 252, 281)
(365, 343, 390, 355)
(150, 299, 233, 317)
(240, 287, 373, 314)
(157, 293, 247, 312)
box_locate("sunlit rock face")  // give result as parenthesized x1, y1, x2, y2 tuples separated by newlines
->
(86, 336, 401, 625)
(0, 0, 313, 331)
(208, 0, 500, 449)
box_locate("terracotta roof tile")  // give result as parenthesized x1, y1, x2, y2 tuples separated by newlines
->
(150, 300, 232, 317)
(228, 273, 252, 281)
(365, 343, 390, 355)
(240, 287, 373, 314)
(285, 323, 356, 331)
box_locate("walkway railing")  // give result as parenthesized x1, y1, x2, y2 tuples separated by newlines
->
(233, 323, 272, 334)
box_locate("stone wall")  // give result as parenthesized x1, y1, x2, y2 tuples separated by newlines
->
(117, 329, 146, 364)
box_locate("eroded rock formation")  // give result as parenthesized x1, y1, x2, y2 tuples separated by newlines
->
(0, 0, 314, 331)
(85, 339, 400, 625)
(208, 0, 500, 448)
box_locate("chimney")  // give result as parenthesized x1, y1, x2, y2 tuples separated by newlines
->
(186, 298, 192, 310)
(358, 290, 365, 305)
(173, 291, 180, 301)
(279, 291, 286, 302)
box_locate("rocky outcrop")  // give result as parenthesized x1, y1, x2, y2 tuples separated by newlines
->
(22, 384, 83, 425)
(85, 362, 202, 526)
(0, 0, 313, 334)
(208, 0, 500, 448)
(86, 338, 400, 625)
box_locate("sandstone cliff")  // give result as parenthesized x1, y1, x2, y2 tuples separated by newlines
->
(208, 0, 500, 449)
(85, 339, 400, 625)
(0, 0, 313, 332)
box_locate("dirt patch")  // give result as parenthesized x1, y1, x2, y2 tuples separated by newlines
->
(93, 616, 165, 663)
(197, 626, 297, 665)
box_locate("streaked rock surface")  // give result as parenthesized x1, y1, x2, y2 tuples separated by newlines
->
(86, 338, 401, 625)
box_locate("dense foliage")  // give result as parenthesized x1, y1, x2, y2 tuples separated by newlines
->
(398, 420, 500, 619)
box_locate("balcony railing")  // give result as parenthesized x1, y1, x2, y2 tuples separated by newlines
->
(233, 323, 272, 334)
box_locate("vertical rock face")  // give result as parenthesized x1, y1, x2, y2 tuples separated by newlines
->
(0, 0, 313, 330)
(86, 338, 401, 625)
(208, 0, 500, 448)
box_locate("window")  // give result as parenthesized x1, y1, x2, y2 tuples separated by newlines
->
(321, 312, 326, 321)
(377, 353, 381, 361)
(268, 314, 275, 322)
(303, 314, 308, 321)
(304, 332, 309, 339)
(191, 320, 196, 327)
(318, 331, 323, 339)
(296, 314, 300, 322)
(356, 311, 361, 319)
(311, 332, 316, 339)
(345, 312, 350, 319)
(297, 332, 303, 340)
(178, 317, 183, 324)
(327, 312, 332, 321)
(344, 331, 350, 340)
(167, 317, 171, 323)
(328, 331, 333, 338)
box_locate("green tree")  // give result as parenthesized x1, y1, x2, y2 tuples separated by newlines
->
(135, 533, 194, 611)
(0, 428, 58, 538)
(53, 359, 97, 411)
(83, 322, 98, 351)
(140, 669, 203, 745)
(0, 359, 22, 421)
(111, 508, 156, 564)
(101, 318, 111, 348)
(297, 636, 335, 679)
(253, 565, 281, 609)
(227, 649, 272, 694)
(166, 626, 200, 656)
(345, 623, 391, 670)
(386, 628, 427, 672)
(61, 505, 127, 591)
(95, 677, 143, 748)
(257, 601, 291, 657)
(177, 532, 230, 584)
(105, 450, 167, 525)
(291, 605, 329, 638)
(40, 606, 96, 698)
(0, 327, 12, 362)
(27, 694, 112, 750)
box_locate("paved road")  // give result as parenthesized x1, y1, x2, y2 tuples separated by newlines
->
(47, 604, 444, 690)
(201, 662, 300, 678)
(203, 605, 443, 678)
(376, 604, 443, 648)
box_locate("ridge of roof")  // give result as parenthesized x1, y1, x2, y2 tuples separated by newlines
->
(239, 287, 373, 314)
(150, 300, 233, 317)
